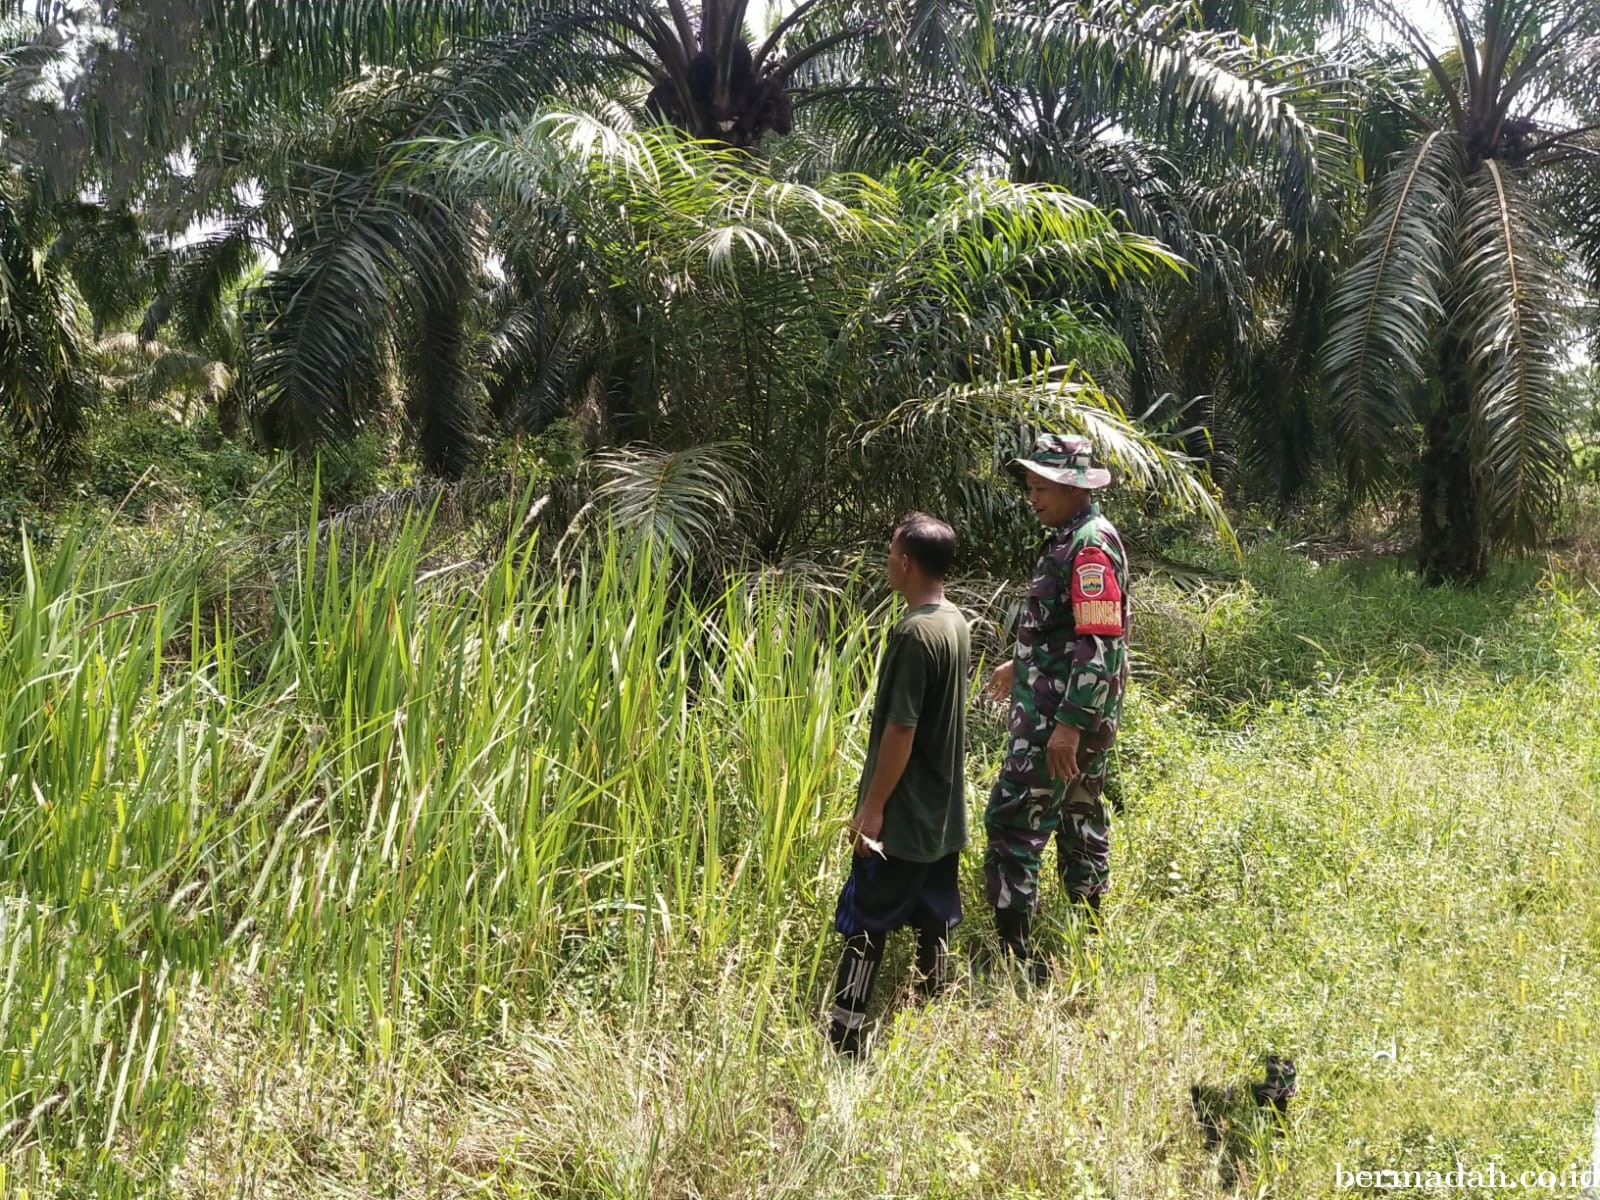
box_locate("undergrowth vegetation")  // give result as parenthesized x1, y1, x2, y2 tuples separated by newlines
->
(1, 495, 1596, 1197)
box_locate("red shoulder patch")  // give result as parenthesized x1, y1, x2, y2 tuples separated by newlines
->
(1070, 546, 1123, 635)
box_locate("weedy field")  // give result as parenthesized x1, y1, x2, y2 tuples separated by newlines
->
(1, 500, 1596, 1198)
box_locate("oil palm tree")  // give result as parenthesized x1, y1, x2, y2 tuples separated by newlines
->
(0, 170, 96, 463)
(6, 1, 1348, 473)
(977, 1, 1345, 505)
(363, 114, 1230, 554)
(172, 3, 1337, 470)
(96, 241, 258, 431)
(1, 0, 918, 188)
(779, 0, 1354, 506)
(1322, 0, 1598, 583)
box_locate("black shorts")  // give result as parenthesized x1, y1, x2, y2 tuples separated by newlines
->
(833, 850, 963, 937)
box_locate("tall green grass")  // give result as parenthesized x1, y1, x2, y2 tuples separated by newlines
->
(1, 506, 1597, 1197)
(0, 500, 883, 1192)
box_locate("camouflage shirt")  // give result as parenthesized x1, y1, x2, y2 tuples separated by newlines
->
(1008, 502, 1131, 751)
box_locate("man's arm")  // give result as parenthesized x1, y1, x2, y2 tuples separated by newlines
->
(984, 658, 1016, 701)
(849, 722, 914, 855)
(1046, 544, 1126, 780)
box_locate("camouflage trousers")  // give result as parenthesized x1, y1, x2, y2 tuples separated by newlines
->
(983, 737, 1111, 914)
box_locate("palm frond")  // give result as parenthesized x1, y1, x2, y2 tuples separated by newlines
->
(434, 110, 866, 287)
(401, 215, 486, 478)
(246, 165, 475, 457)
(583, 441, 753, 559)
(991, 1, 1330, 222)
(1322, 129, 1462, 498)
(2, 0, 634, 194)
(776, 86, 981, 178)
(865, 364, 1236, 552)
(246, 235, 401, 451)
(97, 334, 234, 415)
(482, 301, 604, 432)
(1456, 159, 1567, 544)
(830, 169, 1186, 369)
(142, 223, 260, 349)
(0, 177, 95, 461)
(199, 1, 538, 84)
(50, 204, 155, 332)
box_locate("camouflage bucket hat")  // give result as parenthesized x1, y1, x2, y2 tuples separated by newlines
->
(1009, 433, 1113, 490)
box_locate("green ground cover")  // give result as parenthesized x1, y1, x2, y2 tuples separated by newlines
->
(1, 502, 1596, 1197)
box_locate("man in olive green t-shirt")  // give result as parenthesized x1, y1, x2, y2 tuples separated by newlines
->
(828, 513, 971, 1057)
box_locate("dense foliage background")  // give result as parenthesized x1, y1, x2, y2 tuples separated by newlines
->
(0, 0, 1592, 581)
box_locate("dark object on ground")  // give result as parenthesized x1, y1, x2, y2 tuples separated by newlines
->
(1250, 1054, 1297, 1114)
(1066, 890, 1102, 923)
(1189, 1055, 1297, 1185)
(986, 896, 1104, 991)
(831, 1022, 866, 1059)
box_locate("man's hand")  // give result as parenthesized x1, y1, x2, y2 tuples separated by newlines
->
(849, 806, 886, 857)
(1045, 721, 1082, 782)
(985, 660, 1016, 703)
(850, 723, 911, 858)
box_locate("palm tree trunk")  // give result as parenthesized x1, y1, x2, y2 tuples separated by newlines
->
(218, 389, 244, 439)
(1417, 336, 1487, 585)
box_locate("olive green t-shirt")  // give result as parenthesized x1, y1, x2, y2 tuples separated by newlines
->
(854, 600, 971, 863)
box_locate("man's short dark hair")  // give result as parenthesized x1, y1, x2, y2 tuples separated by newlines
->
(893, 513, 957, 579)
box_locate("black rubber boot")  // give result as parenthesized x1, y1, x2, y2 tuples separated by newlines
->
(1065, 890, 1103, 930)
(913, 924, 951, 1001)
(994, 908, 1049, 987)
(827, 931, 885, 1058)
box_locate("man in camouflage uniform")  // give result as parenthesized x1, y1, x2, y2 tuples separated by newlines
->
(983, 434, 1130, 977)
